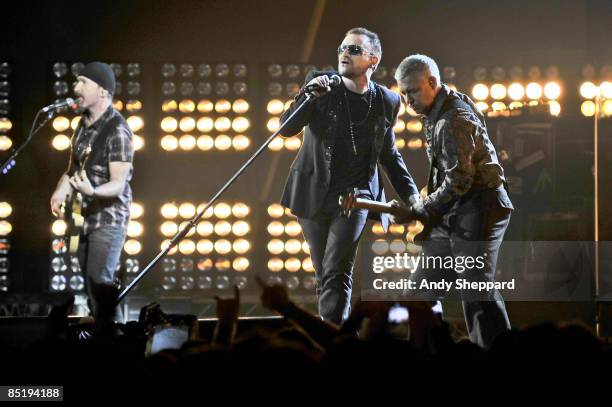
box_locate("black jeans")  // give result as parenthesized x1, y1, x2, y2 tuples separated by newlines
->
(409, 191, 512, 348)
(298, 189, 371, 325)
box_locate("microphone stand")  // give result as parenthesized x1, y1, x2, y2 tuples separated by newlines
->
(1, 108, 56, 175)
(116, 91, 315, 304)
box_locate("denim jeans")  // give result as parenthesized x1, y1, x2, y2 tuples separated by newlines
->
(298, 189, 371, 325)
(77, 225, 126, 322)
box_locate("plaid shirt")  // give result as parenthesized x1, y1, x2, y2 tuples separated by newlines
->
(67, 105, 133, 234)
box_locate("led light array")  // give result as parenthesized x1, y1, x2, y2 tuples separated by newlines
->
(0, 201, 12, 292)
(0, 62, 12, 154)
(265, 203, 316, 291)
(159, 63, 251, 152)
(578, 64, 612, 117)
(158, 201, 251, 292)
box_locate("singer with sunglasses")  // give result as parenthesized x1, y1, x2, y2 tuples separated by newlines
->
(278, 27, 420, 325)
(50, 62, 134, 325)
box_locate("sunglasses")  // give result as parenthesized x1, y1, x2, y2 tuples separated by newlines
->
(337, 44, 374, 57)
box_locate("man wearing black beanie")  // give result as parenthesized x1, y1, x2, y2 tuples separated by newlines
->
(50, 61, 133, 324)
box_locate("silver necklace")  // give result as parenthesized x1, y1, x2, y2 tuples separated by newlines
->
(343, 84, 373, 156)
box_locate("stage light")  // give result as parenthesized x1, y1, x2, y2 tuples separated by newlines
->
(581, 101, 596, 117)
(215, 99, 232, 113)
(179, 99, 196, 113)
(285, 239, 302, 255)
(126, 220, 143, 238)
(471, 84, 489, 101)
(268, 239, 284, 254)
(268, 137, 284, 151)
(161, 117, 178, 132)
(0, 135, 11, 151)
(390, 240, 406, 253)
(179, 117, 196, 132)
(268, 258, 284, 272)
(52, 134, 71, 151)
(125, 100, 142, 113)
(233, 239, 250, 254)
(389, 224, 405, 235)
(372, 239, 389, 255)
(284, 220, 301, 236)
(232, 220, 250, 237)
(197, 99, 214, 113)
(215, 134, 232, 151)
(0, 203, 11, 218)
(603, 100, 612, 116)
(133, 135, 144, 151)
(490, 84, 506, 100)
(197, 135, 214, 151)
(51, 275, 67, 291)
(197, 221, 214, 236)
(509, 101, 523, 110)
(231, 202, 249, 218)
(162, 100, 178, 112)
(232, 117, 250, 133)
(70, 117, 81, 130)
(233, 257, 249, 272)
(549, 101, 561, 116)
(214, 117, 231, 132)
(180, 257, 195, 272)
(214, 220, 232, 236)
(268, 204, 284, 218)
(492, 102, 507, 111)
(161, 135, 178, 151)
(196, 117, 214, 133)
(284, 137, 301, 151)
(197, 258, 213, 271)
(302, 257, 314, 272)
(600, 81, 612, 99)
(406, 119, 423, 133)
(124, 239, 142, 255)
(475, 102, 489, 112)
(179, 134, 196, 150)
(197, 239, 214, 255)
(161, 203, 179, 219)
(285, 258, 301, 273)
(232, 99, 249, 114)
(0, 221, 11, 236)
(267, 99, 284, 115)
(543, 82, 561, 100)
(508, 83, 525, 100)
(214, 239, 232, 255)
(526, 83, 543, 100)
(127, 115, 144, 132)
(216, 275, 230, 289)
(407, 138, 424, 150)
(394, 119, 405, 133)
(580, 82, 598, 99)
(268, 221, 284, 236)
(178, 239, 196, 255)
(179, 203, 196, 219)
(197, 82, 212, 96)
(52, 116, 70, 132)
(113, 100, 124, 111)
(161, 240, 178, 255)
(267, 117, 280, 132)
(198, 203, 214, 218)
(214, 203, 232, 219)
(395, 139, 405, 149)
(197, 275, 213, 289)
(232, 135, 250, 151)
(51, 220, 67, 236)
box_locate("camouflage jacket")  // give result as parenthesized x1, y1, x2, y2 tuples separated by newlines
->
(414, 84, 512, 218)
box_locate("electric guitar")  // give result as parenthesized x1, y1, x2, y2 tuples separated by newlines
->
(62, 145, 91, 254)
(338, 188, 431, 243)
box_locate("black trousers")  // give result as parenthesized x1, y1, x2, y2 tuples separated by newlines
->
(298, 189, 371, 325)
(409, 193, 512, 348)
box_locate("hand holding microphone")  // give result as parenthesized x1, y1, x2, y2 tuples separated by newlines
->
(304, 74, 342, 98)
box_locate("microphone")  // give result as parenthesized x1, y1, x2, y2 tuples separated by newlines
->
(304, 74, 343, 92)
(42, 98, 77, 113)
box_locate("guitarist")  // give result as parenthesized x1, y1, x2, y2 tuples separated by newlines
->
(279, 28, 420, 325)
(391, 55, 514, 349)
(50, 62, 134, 323)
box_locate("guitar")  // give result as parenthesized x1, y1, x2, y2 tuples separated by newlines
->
(62, 145, 91, 254)
(338, 188, 431, 243)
